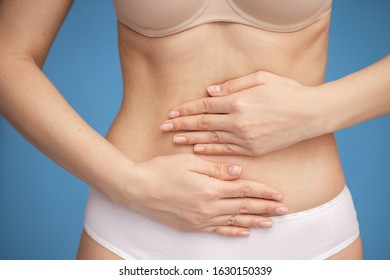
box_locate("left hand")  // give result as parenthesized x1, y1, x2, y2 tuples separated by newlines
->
(161, 71, 323, 156)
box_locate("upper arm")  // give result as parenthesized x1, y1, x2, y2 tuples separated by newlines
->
(0, 0, 74, 67)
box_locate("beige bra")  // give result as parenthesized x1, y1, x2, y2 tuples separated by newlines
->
(113, 0, 332, 37)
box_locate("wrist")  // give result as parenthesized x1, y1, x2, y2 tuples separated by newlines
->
(311, 82, 342, 136)
(298, 84, 334, 140)
(94, 152, 141, 210)
(108, 158, 150, 212)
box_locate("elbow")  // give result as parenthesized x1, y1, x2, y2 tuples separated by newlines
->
(0, 52, 40, 116)
(0, 47, 45, 71)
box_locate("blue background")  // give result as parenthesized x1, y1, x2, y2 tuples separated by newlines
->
(0, 0, 389, 260)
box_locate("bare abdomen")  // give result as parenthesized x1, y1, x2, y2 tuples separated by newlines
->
(106, 15, 344, 214)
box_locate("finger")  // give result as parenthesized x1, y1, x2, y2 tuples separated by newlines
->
(161, 114, 231, 132)
(210, 214, 274, 229)
(192, 143, 251, 156)
(214, 198, 288, 216)
(167, 96, 232, 119)
(189, 158, 242, 181)
(217, 180, 284, 201)
(173, 131, 239, 145)
(207, 71, 273, 96)
(202, 225, 251, 237)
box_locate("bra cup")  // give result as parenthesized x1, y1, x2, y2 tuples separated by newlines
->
(228, 0, 328, 24)
(113, 0, 332, 36)
(113, 0, 209, 30)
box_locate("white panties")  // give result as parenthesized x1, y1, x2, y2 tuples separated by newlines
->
(84, 186, 360, 259)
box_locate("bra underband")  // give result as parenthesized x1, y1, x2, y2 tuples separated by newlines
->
(112, 0, 333, 37)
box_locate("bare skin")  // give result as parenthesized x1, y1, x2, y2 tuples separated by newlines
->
(78, 15, 362, 259)
(110, 17, 343, 211)
(0, 0, 288, 242)
(0, 1, 364, 259)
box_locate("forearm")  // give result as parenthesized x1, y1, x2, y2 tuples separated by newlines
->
(0, 56, 136, 206)
(319, 55, 390, 134)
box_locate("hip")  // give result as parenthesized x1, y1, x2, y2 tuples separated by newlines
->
(83, 185, 359, 259)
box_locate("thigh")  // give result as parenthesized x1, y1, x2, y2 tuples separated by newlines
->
(326, 236, 363, 260)
(77, 229, 123, 260)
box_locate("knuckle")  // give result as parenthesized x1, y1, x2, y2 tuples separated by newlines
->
(222, 143, 235, 154)
(249, 218, 261, 227)
(213, 162, 223, 179)
(232, 120, 244, 130)
(180, 222, 194, 232)
(231, 98, 244, 111)
(209, 131, 220, 143)
(255, 184, 266, 197)
(177, 105, 188, 116)
(211, 225, 221, 234)
(224, 79, 236, 94)
(196, 206, 212, 218)
(254, 71, 269, 83)
(254, 71, 265, 81)
(197, 115, 208, 129)
(253, 147, 265, 156)
(185, 134, 195, 144)
(244, 140, 258, 155)
(201, 188, 217, 200)
(182, 220, 201, 232)
(188, 217, 202, 227)
(240, 119, 251, 129)
(225, 215, 237, 226)
(183, 218, 201, 232)
(232, 118, 250, 131)
(179, 214, 200, 231)
(234, 118, 256, 135)
(265, 204, 274, 214)
(247, 144, 259, 155)
(240, 184, 251, 197)
(170, 119, 181, 129)
(225, 229, 237, 236)
(238, 199, 250, 214)
(199, 98, 211, 113)
(241, 129, 256, 142)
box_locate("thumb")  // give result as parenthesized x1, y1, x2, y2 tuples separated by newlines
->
(207, 71, 271, 97)
(192, 159, 242, 181)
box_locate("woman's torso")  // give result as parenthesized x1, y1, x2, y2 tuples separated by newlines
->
(106, 1, 344, 214)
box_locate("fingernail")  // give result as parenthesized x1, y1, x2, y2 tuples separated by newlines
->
(168, 110, 180, 118)
(173, 136, 187, 143)
(276, 207, 288, 215)
(194, 145, 206, 152)
(239, 230, 250, 237)
(207, 84, 221, 94)
(227, 165, 242, 175)
(160, 123, 174, 131)
(272, 193, 284, 201)
(259, 221, 273, 228)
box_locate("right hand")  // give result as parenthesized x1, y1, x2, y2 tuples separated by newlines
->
(126, 154, 287, 237)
